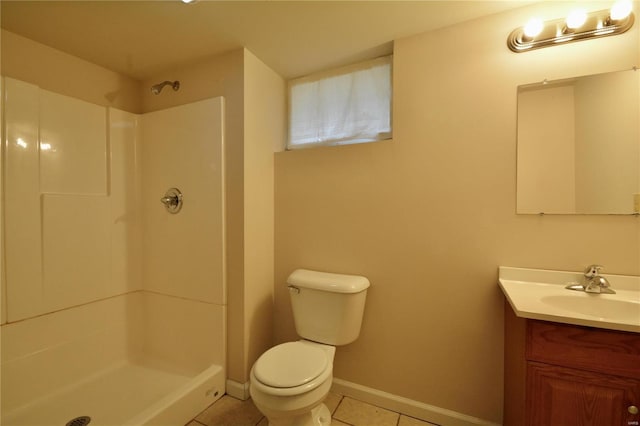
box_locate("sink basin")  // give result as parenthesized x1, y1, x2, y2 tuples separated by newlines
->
(540, 295, 640, 322)
(499, 267, 640, 333)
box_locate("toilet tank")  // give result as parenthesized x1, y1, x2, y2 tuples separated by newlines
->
(287, 269, 370, 346)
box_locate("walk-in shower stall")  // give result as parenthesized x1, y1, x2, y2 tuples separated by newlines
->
(1, 77, 226, 425)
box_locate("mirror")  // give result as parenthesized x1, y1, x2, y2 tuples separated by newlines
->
(516, 69, 639, 215)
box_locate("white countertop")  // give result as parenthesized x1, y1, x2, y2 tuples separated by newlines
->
(499, 266, 640, 333)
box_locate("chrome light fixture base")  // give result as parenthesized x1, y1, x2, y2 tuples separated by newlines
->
(508, 9, 635, 53)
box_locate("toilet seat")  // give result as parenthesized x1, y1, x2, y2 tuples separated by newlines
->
(251, 341, 333, 396)
(254, 341, 328, 388)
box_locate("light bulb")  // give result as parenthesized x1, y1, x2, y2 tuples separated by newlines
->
(523, 18, 544, 38)
(566, 9, 587, 29)
(610, 0, 632, 20)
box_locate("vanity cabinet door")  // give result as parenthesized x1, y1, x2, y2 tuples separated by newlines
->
(526, 362, 640, 426)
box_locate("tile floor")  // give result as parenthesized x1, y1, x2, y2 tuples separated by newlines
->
(187, 392, 439, 426)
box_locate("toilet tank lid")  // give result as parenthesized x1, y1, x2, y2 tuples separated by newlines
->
(287, 269, 370, 293)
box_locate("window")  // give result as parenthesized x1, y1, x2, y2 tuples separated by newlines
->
(287, 56, 392, 149)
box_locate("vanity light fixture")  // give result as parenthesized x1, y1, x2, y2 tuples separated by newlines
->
(610, 0, 634, 21)
(508, 0, 635, 52)
(565, 9, 588, 30)
(523, 18, 544, 38)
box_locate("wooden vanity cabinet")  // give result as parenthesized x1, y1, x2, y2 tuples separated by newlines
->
(504, 303, 640, 426)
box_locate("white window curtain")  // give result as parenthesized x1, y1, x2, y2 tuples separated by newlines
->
(288, 56, 392, 149)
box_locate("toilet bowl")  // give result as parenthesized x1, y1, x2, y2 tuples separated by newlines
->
(250, 340, 335, 426)
(250, 269, 370, 426)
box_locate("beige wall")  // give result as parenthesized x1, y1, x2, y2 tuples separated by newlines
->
(1, 30, 141, 113)
(1, 76, 4, 326)
(273, 3, 640, 423)
(243, 50, 286, 377)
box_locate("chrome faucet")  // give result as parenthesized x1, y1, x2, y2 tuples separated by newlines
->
(583, 265, 615, 294)
(584, 265, 616, 294)
(566, 265, 616, 294)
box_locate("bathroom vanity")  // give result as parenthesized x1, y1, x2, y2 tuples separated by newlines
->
(499, 267, 640, 426)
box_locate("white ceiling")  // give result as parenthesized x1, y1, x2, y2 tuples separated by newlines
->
(1, 1, 533, 80)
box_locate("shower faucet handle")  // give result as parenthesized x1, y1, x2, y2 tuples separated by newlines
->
(161, 195, 179, 206)
(160, 188, 183, 214)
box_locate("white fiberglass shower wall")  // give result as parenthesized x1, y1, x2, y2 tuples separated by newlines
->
(1, 77, 226, 425)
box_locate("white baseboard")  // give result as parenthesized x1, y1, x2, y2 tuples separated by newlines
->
(331, 378, 500, 426)
(225, 379, 251, 400)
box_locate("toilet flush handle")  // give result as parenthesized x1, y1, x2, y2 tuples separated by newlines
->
(288, 285, 300, 295)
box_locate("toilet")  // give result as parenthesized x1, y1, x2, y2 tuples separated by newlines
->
(250, 269, 370, 426)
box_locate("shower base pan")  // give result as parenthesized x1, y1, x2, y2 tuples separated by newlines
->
(2, 361, 224, 426)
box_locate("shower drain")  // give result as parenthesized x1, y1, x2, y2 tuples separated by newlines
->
(65, 416, 91, 426)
